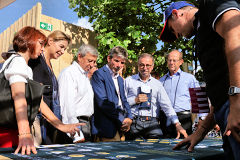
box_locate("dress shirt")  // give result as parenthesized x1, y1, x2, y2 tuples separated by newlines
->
(58, 61, 94, 125)
(124, 74, 179, 124)
(106, 65, 123, 110)
(160, 69, 199, 113)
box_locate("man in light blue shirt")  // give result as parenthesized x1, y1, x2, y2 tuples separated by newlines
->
(125, 53, 187, 139)
(160, 50, 198, 137)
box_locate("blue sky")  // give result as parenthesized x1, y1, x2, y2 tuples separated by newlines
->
(0, 0, 93, 33)
(0, 0, 161, 49)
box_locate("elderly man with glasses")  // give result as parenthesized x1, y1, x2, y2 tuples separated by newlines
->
(160, 50, 199, 138)
(124, 53, 187, 140)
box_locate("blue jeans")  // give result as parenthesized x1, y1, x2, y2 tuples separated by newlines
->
(214, 100, 240, 160)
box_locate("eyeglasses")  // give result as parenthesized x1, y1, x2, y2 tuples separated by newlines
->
(138, 64, 152, 68)
(38, 40, 45, 47)
(167, 59, 181, 63)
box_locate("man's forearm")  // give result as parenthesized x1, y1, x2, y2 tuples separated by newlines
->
(197, 107, 216, 133)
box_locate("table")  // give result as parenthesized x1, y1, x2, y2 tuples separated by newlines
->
(0, 138, 224, 160)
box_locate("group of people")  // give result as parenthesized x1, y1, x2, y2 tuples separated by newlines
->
(57, 46, 197, 142)
(0, 26, 197, 155)
(0, 27, 83, 155)
(0, 25, 206, 155)
(0, 0, 240, 159)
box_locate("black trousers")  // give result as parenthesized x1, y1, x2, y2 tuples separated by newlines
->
(166, 112, 192, 138)
(126, 117, 163, 140)
(77, 116, 92, 142)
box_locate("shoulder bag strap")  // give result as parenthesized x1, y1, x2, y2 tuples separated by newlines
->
(1, 54, 21, 72)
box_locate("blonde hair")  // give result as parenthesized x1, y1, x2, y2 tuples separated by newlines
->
(47, 30, 72, 46)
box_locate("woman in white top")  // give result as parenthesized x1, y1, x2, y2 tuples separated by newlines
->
(0, 26, 82, 155)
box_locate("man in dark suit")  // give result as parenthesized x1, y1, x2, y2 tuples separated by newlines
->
(91, 46, 133, 141)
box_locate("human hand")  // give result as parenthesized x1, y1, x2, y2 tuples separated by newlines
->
(58, 123, 85, 137)
(175, 122, 188, 139)
(121, 118, 133, 132)
(14, 133, 37, 155)
(135, 94, 148, 104)
(173, 125, 207, 152)
(214, 124, 220, 132)
(88, 66, 98, 78)
(224, 97, 240, 142)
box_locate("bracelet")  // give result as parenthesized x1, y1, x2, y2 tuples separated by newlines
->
(18, 133, 31, 136)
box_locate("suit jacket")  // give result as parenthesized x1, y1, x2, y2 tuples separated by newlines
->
(91, 65, 133, 138)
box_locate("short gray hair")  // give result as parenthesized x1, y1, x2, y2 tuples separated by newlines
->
(138, 53, 155, 64)
(78, 44, 98, 57)
(108, 46, 128, 59)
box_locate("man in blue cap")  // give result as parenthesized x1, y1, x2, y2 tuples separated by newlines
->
(159, 1, 240, 159)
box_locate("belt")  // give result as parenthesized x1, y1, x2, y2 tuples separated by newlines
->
(177, 111, 191, 115)
(135, 116, 157, 121)
(77, 116, 91, 122)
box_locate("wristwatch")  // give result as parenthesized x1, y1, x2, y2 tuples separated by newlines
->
(228, 86, 240, 96)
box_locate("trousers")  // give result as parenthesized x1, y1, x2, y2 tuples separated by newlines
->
(126, 117, 163, 140)
(214, 100, 240, 160)
(166, 111, 192, 138)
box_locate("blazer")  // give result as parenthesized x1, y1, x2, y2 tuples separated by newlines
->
(91, 65, 133, 138)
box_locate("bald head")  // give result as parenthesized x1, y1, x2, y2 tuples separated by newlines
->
(167, 50, 183, 60)
(167, 50, 183, 75)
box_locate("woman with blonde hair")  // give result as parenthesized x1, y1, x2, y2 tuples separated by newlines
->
(29, 30, 72, 144)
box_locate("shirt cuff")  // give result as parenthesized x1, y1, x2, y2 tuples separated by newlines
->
(171, 115, 179, 124)
(127, 97, 136, 106)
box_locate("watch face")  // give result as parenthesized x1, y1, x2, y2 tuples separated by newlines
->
(228, 86, 240, 96)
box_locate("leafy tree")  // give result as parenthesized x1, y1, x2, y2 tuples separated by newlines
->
(69, 0, 199, 78)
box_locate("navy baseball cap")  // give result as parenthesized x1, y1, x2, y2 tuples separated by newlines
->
(159, 1, 195, 42)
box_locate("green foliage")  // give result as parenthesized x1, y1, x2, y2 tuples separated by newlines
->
(69, 0, 199, 78)
(72, 48, 78, 62)
(195, 69, 205, 82)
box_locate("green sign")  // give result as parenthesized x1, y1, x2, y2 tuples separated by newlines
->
(40, 22, 53, 31)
